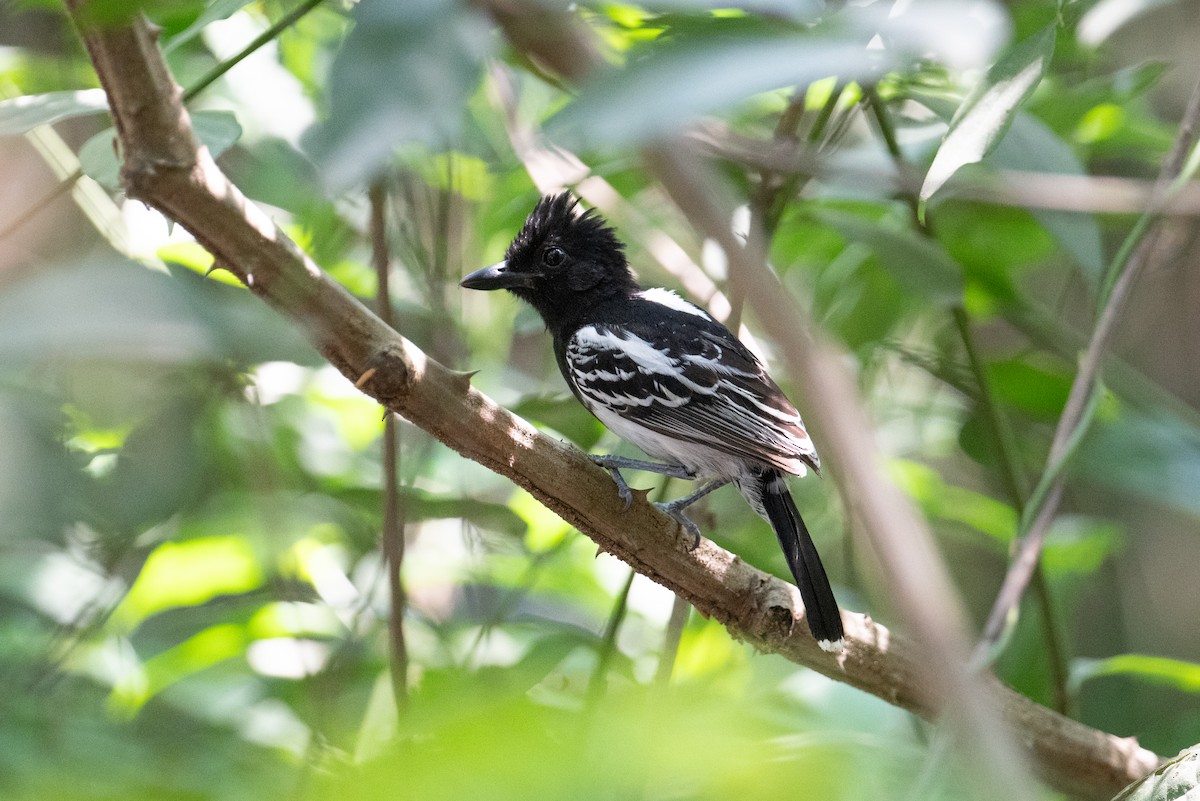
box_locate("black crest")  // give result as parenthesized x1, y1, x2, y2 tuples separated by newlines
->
(506, 192, 627, 273)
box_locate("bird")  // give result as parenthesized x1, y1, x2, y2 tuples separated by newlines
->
(461, 192, 844, 651)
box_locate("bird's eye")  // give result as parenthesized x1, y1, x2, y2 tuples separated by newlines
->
(542, 247, 566, 268)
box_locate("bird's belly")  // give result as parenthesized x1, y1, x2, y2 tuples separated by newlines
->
(588, 403, 741, 480)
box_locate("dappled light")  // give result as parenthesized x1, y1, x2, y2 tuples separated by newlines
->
(2, 0, 1199, 799)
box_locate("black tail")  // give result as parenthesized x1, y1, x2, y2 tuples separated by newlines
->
(751, 469, 844, 650)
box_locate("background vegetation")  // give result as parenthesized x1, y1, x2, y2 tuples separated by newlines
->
(2, 0, 1199, 798)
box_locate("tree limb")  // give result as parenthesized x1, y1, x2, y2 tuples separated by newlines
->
(63, 4, 1162, 799)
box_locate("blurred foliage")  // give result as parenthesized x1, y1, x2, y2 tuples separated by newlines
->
(3, 0, 1200, 799)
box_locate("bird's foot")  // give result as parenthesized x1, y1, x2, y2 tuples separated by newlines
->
(590, 456, 634, 510)
(654, 499, 703, 550)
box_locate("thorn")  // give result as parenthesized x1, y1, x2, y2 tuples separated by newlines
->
(204, 259, 230, 278)
(628, 487, 651, 504)
(355, 367, 377, 388)
(448, 368, 478, 391)
(246, 272, 255, 287)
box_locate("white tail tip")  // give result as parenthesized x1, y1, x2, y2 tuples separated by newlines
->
(819, 638, 846, 653)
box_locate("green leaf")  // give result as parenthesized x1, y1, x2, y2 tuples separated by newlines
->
(1041, 516, 1122, 576)
(163, 0, 255, 53)
(0, 260, 218, 363)
(183, 110, 245, 163)
(921, 25, 1056, 206)
(1113, 745, 1200, 801)
(615, 0, 823, 18)
(0, 89, 109, 136)
(512, 394, 606, 451)
(813, 210, 964, 305)
(1075, 409, 1200, 519)
(890, 459, 1017, 542)
(554, 2, 1009, 148)
(116, 535, 265, 626)
(987, 358, 1073, 420)
(79, 110, 243, 190)
(97, 393, 212, 536)
(1072, 654, 1200, 695)
(552, 34, 886, 148)
(988, 112, 1105, 281)
(303, 0, 492, 190)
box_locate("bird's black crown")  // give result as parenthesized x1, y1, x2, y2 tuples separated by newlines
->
(486, 192, 639, 331)
(505, 193, 626, 275)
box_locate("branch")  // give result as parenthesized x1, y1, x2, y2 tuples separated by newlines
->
(63, 5, 1163, 799)
(977, 73, 1200, 655)
(691, 123, 1200, 217)
(369, 179, 409, 714)
(642, 145, 1037, 801)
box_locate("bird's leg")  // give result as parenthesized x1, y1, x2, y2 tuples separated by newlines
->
(655, 479, 729, 549)
(588, 454, 695, 510)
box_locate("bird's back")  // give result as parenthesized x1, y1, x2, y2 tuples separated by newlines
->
(554, 289, 820, 479)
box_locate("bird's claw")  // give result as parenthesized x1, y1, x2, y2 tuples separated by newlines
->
(654, 501, 702, 550)
(616, 482, 632, 511)
(591, 457, 633, 511)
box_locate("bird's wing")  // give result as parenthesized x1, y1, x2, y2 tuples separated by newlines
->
(565, 320, 819, 475)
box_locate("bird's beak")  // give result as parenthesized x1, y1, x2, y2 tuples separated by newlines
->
(460, 261, 534, 291)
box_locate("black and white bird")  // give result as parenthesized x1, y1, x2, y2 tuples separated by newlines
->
(461, 193, 844, 651)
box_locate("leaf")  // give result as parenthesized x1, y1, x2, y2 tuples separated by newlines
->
(303, 0, 493, 190)
(813, 210, 964, 305)
(192, 108, 246, 155)
(554, 1, 1008, 148)
(552, 34, 887, 148)
(163, 0, 255, 53)
(1040, 516, 1122, 576)
(987, 357, 1073, 420)
(1072, 654, 1200, 695)
(613, 0, 824, 19)
(0, 89, 109, 136)
(988, 112, 1105, 281)
(513, 394, 606, 451)
(97, 393, 212, 537)
(1074, 409, 1200, 519)
(79, 110, 243, 190)
(0, 259, 218, 364)
(1077, 0, 1176, 47)
(921, 25, 1056, 206)
(890, 459, 1016, 542)
(116, 535, 265, 626)
(1113, 745, 1200, 801)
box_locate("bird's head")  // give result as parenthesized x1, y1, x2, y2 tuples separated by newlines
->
(461, 193, 638, 327)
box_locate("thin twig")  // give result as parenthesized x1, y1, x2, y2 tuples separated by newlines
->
(736, 89, 814, 330)
(653, 595, 690, 690)
(952, 308, 1072, 712)
(643, 143, 1044, 801)
(585, 568, 636, 711)
(974, 75, 1200, 658)
(690, 124, 1200, 217)
(868, 88, 1071, 704)
(182, 0, 328, 103)
(370, 180, 409, 714)
(0, 168, 81, 243)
